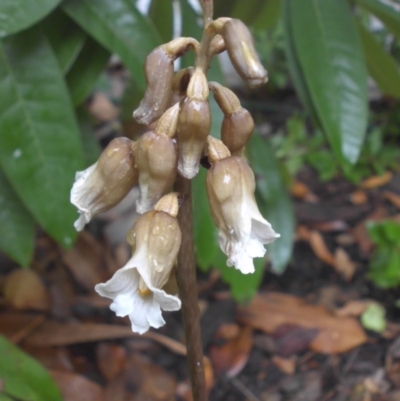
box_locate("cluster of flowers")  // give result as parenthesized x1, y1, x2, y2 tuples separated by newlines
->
(70, 17, 279, 334)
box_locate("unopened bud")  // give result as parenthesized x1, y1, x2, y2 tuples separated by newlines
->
(222, 19, 268, 88)
(206, 136, 231, 164)
(177, 69, 211, 179)
(71, 138, 138, 231)
(135, 127, 178, 214)
(209, 82, 254, 155)
(133, 37, 198, 125)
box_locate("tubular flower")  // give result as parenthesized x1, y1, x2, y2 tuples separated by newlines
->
(95, 193, 182, 334)
(70, 137, 138, 231)
(206, 137, 279, 274)
(135, 103, 179, 214)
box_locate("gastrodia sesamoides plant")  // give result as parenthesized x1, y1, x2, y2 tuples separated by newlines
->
(70, 15, 278, 334)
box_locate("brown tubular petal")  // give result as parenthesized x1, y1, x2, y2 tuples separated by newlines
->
(222, 19, 268, 88)
(133, 38, 198, 125)
(135, 131, 177, 213)
(186, 68, 209, 101)
(221, 109, 254, 155)
(94, 137, 139, 211)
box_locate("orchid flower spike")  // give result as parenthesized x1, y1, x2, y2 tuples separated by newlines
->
(205, 137, 280, 274)
(95, 193, 182, 334)
(70, 137, 138, 231)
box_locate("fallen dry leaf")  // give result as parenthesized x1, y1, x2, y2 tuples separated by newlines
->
(383, 191, 400, 210)
(50, 370, 104, 401)
(215, 323, 240, 340)
(209, 326, 253, 378)
(309, 231, 335, 266)
(125, 353, 176, 401)
(238, 292, 367, 354)
(335, 300, 373, 318)
(360, 171, 393, 189)
(350, 190, 368, 205)
(333, 248, 357, 281)
(96, 343, 127, 382)
(290, 182, 318, 203)
(272, 355, 296, 375)
(3, 270, 50, 311)
(386, 337, 400, 388)
(310, 221, 348, 232)
(61, 231, 108, 292)
(296, 225, 311, 241)
(272, 325, 318, 357)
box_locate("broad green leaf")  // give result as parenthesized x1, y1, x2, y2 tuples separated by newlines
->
(230, 0, 265, 25)
(121, 77, 144, 122)
(214, 0, 238, 18)
(253, 0, 283, 31)
(357, 21, 400, 98)
(193, 168, 219, 271)
(66, 37, 110, 105)
(62, 0, 161, 91)
(42, 8, 86, 74)
(248, 134, 295, 273)
(290, 0, 368, 164)
(215, 250, 265, 302)
(0, 394, 14, 401)
(0, 28, 84, 247)
(0, 335, 62, 401)
(282, 0, 318, 121)
(77, 108, 101, 166)
(0, 170, 35, 267)
(0, 0, 61, 38)
(150, 0, 173, 42)
(356, 0, 400, 39)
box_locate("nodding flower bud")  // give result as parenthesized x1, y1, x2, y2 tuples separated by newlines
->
(169, 67, 194, 107)
(209, 82, 254, 155)
(133, 37, 198, 125)
(70, 137, 138, 231)
(135, 104, 179, 214)
(95, 192, 182, 334)
(177, 68, 211, 179)
(206, 154, 279, 274)
(222, 19, 268, 88)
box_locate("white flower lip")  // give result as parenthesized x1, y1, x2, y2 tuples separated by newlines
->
(95, 251, 181, 334)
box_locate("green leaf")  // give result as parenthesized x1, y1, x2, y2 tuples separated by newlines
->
(150, 0, 173, 42)
(62, 0, 161, 91)
(248, 134, 295, 273)
(66, 37, 110, 105)
(357, 21, 400, 99)
(230, 0, 267, 24)
(216, 250, 265, 302)
(282, 0, 318, 121)
(0, 27, 84, 247)
(290, 0, 368, 164)
(193, 168, 219, 271)
(360, 303, 386, 332)
(356, 0, 400, 39)
(0, 393, 15, 401)
(42, 8, 86, 74)
(77, 107, 101, 166)
(0, 334, 62, 401)
(253, 0, 283, 31)
(0, 0, 61, 38)
(0, 170, 35, 267)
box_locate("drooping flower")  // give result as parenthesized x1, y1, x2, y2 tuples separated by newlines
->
(205, 137, 279, 274)
(95, 193, 182, 334)
(70, 137, 138, 231)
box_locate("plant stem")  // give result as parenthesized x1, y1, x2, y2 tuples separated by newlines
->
(175, 2, 214, 400)
(175, 174, 207, 401)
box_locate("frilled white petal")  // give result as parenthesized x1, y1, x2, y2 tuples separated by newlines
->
(70, 164, 97, 231)
(95, 252, 180, 334)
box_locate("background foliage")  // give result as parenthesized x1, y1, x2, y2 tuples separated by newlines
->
(1, 0, 400, 300)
